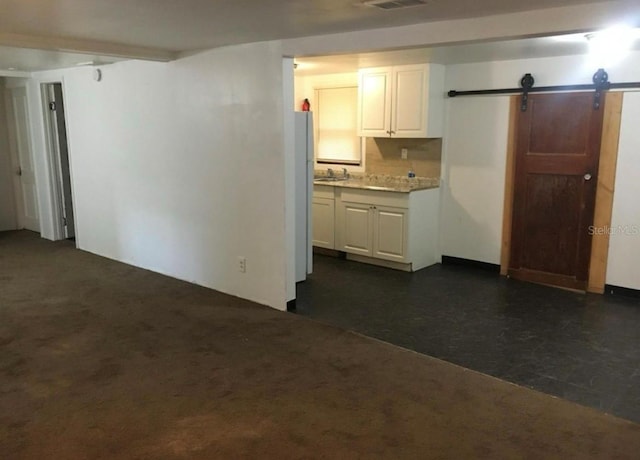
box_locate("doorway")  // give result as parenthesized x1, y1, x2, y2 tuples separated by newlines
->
(42, 83, 75, 240)
(508, 92, 605, 291)
(5, 85, 40, 232)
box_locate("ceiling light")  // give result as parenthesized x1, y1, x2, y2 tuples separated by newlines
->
(585, 26, 640, 50)
(585, 26, 640, 67)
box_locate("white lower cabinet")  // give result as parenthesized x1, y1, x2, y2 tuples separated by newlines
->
(342, 202, 373, 256)
(337, 188, 439, 271)
(340, 200, 408, 262)
(373, 206, 407, 262)
(312, 185, 336, 249)
(314, 184, 439, 271)
(340, 202, 408, 263)
(312, 197, 335, 249)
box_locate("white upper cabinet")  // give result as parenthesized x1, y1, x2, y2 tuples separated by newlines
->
(358, 68, 392, 138)
(358, 64, 444, 138)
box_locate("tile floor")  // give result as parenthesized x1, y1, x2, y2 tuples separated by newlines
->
(296, 255, 640, 423)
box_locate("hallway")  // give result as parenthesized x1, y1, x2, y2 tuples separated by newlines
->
(297, 254, 640, 423)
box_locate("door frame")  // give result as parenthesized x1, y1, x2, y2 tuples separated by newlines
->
(39, 80, 78, 243)
(500, 92, 624, 293)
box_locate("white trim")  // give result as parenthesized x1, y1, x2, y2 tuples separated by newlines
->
(283, 57, 296, 305)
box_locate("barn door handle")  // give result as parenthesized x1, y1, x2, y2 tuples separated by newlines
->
(584, 173, 592, 181)
(17, 166, 22, 177)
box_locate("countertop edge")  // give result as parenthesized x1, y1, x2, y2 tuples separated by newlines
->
(313, 180, 440, 193)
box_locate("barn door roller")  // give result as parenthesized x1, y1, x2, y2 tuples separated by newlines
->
(592, 68, 610, 110)
(520, 74, 535, 112)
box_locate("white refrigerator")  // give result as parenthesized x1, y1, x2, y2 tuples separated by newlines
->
(295, 112, 314, 283)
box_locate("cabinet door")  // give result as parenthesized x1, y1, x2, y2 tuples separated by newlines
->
(373, 206, 408, 262)
(358, 68, 392, 137)
(392, 64, 428, 138)
(312, 198, 335, 249)
(342, 202, 373, 256)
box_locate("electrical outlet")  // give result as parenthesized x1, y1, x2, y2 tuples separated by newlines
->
(401, 148, 408, 160)
(238, 257, 247, 273)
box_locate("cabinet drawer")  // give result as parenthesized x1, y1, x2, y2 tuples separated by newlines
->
(339, 189, 408, 209)
(313, 185, 335, 200)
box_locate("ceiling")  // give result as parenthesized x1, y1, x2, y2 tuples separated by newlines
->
(293, 32, 640, 75)
(0, 0, 634, 73)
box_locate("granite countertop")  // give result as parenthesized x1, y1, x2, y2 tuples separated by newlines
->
(313, 173, 440, 193)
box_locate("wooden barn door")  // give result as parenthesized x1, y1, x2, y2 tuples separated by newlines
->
(509, 92, 605, 291)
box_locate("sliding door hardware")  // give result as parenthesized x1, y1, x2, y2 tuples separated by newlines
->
(448, 68, 639, 111)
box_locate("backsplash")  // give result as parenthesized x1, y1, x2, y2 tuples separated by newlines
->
(365, 138, 442, 178)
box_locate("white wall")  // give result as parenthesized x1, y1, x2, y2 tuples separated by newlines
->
(442, 51, 640, 283)
(0, 78, 18, 230)
(607, 92, 640, 290)
(28, 41, 291, 310)
(441, 96, 510, 265)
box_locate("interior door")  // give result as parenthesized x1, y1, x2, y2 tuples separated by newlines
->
(6, 87, 39, 232)
(46, 83, 75, 239)
(509, 92, 604, 290)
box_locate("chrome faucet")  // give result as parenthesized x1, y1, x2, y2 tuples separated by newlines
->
(327, 168, 334, 178)
(342, 168, 349, 179)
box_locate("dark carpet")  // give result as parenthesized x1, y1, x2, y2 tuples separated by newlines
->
(1, 230, 639, 459)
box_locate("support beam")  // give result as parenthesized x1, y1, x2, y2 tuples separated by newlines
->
(0, 70, 31, 78)
(0, 32, 176, 63)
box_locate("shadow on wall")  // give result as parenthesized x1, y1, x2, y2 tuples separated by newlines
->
(366, 138, 441, 177)
(440, 179, 503, 265)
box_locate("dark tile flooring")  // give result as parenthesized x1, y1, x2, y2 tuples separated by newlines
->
(296, 255, 640, 423)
